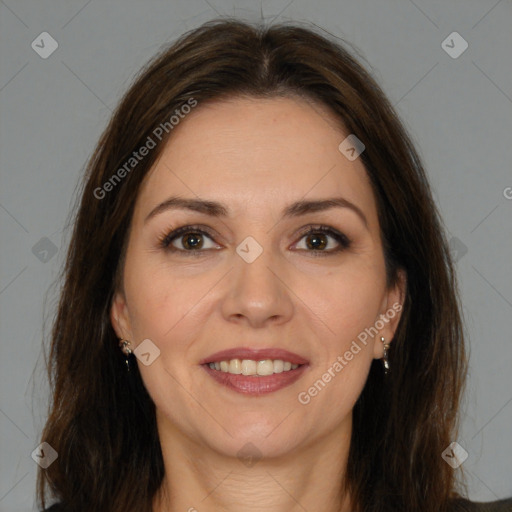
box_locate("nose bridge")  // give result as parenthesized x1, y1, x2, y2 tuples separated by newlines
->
(221, 232, 293, 326)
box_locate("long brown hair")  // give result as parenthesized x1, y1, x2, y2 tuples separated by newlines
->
(37, 18, 468, 512)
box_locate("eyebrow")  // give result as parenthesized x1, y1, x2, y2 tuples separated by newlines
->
(144, 195, 369, 229)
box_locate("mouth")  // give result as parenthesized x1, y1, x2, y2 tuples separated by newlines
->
(199, 347, 310, 395)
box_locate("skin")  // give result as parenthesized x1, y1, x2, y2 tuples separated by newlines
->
(111, 95, 406, 512)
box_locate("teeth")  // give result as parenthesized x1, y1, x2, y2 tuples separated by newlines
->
(273, 359, 284, 373)
(257, 360, 274, 376)
(241, 359, 257, 375)
(208, 359, 301, 376)
(229, 359, 242, 374)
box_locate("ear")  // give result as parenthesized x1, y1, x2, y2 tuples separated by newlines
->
(110, 290, 134, 342)
(373, 268, 407, 359)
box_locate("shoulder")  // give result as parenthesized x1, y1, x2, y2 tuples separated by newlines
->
(448, 497, 512, 512)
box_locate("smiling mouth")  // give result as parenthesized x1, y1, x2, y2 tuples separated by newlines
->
(201, 359, 309, 395)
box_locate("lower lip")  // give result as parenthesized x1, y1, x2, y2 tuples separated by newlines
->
(201, 364, 309, 395)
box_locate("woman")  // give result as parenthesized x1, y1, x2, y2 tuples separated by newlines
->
(36, 19, 512, 512)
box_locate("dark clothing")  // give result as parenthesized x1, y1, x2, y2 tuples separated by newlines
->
(449, 498, 512, 511)
(43, 497, 512, 511)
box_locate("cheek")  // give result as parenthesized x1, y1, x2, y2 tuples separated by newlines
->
(313, 264, 385, 412)
(123, 246, 202, 338)
(299, 261, 386, 342)
(297, 340, 373, 435)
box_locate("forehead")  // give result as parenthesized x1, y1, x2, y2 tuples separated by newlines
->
(135, 95, 377, 227)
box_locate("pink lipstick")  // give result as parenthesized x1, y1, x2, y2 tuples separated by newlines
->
(199, 347, 310, 396)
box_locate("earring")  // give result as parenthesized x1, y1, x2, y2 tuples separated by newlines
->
(119, 339, 133, 372)
(380, 336, 390, 375)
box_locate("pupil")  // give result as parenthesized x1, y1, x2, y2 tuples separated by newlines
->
(307, 233, 326, 250)
(184, 233, 202, 249)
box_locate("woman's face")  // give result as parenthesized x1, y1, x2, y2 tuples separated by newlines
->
(112, 95, 404, 459)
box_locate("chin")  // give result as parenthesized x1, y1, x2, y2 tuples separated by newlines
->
(197, 415, 304, 459)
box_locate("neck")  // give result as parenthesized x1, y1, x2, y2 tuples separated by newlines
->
(152, 413, 354, 512)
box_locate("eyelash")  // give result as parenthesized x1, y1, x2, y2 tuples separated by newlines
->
(158, 224, 352, 258)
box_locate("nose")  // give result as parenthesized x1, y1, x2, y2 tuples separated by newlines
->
(220, 241, 294, 329)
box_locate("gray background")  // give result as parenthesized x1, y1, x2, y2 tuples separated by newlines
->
(1, 0, 511, 510)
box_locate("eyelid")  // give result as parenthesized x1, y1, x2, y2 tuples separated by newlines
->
(158, 223, 352, 255)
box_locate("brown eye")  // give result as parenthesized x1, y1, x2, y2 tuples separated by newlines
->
(294, 226, 351, 256)
(159, 225, 218, 254)
(305, 232, 328, 250)
(180, 232, 205, 250)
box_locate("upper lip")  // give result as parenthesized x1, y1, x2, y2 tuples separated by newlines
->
(199, 347, 309, 365)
